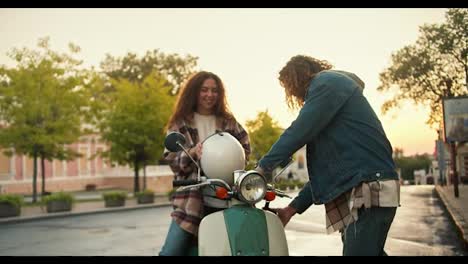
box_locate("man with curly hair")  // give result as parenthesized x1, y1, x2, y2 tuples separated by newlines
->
(255, 55, 400, 256)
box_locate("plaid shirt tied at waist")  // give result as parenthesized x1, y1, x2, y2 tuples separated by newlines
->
(325, 179, 400, 234)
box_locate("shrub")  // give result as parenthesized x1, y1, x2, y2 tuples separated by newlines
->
(0, 194, 24, 217)
(275, 182, 288, 191)
(135, 189, 155, 198)
(102, 191, 127, 201)
(41, 192, 75, 213)
(136, 189, 155, 204)
(0, 194, 24, 209)
(41, 192, 75, 206)
(287, 181, 296, 190)
(167, 188, 177, 201)
(103, 191, 127, 207)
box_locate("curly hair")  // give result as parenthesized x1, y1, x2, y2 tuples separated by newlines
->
(279, 55, 333, 110)
(166, 71, 233, 130)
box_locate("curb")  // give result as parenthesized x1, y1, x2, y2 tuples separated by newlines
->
(435, 186, 468, 251)
(0, 202, 172, 225)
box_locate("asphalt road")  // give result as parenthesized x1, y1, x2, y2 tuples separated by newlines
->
(0, 185, 466, 256)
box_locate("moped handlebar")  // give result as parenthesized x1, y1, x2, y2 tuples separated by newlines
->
(274, 190, 292, 199)
(173, 178, 233, 192)
(173, 179, 199, 187)
(266, 184, 292, 199)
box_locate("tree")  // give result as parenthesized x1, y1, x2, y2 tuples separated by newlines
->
(100, 49, 198, 95)
(0, 37, 87, 202)
(97, 49, 198, 190)
(393, 147, 404, 159)
(378, 8, 468, 127)
(394, 153, 432, 181)
(245, 110, 283, 169)
(98, 72, 174, 194)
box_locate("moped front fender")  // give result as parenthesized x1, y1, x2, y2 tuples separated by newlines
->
(198, 205, 289, 256)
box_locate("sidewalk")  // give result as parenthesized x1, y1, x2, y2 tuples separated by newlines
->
(0, 192, 172, 225)
(435, 184, 468, 250)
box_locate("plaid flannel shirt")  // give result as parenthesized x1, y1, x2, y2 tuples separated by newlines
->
(325, 179, 400, 234)
(164, 114, 250, 236)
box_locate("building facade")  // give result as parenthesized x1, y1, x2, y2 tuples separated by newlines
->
(0, 134, 174, 195)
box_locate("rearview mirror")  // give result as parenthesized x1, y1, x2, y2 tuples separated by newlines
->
(164, 132, 186, 152)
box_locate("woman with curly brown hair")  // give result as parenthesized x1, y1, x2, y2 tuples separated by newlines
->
(159, 71, 250, 256)
(256, 55, 400, 256)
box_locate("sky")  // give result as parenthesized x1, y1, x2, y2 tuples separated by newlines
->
(0, 8, 449, 156)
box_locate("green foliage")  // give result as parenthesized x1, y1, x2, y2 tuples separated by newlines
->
(0, 37, 89, 202)
(296, 182, 305, 189)
(167, 188, 177, 199)
(273, 180, 289, 191)
(277, 182, 288, 191)
(97, 71, 175, 193)
(245, 110, 283, 169)
(102, 191, 127, 201)
(393, 147, 405, 159)
(76, 69, 111, 133)
(99, 72, 174, 166)
(287, 181, 296, 190)
(135, 189, 155, 197)
(0, 194, 24, 209)
(378, 8, 468, 127)
(394, 153, 432, 181)
(41, 192, 75, 205)
(100, 49, 198, 95)
(0, 37, 87, 155)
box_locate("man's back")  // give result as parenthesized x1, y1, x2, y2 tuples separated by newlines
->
(304, 70, 397, 204)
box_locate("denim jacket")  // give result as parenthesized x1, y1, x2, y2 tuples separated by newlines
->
(258, 70, 398, 209)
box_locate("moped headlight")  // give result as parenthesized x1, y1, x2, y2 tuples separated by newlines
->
(236, 171, 267, 204)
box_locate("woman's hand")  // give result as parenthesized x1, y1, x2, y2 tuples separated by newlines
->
(189, 143, 203, 160)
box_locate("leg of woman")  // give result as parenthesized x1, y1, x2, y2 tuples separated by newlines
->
(159, 219, 194, 256)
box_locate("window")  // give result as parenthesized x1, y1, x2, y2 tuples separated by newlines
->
(55, 160, 65, 177)
(25, 156, 34, 179)
(95, 147, 104, 174)
(79, 147, 89, 175)
(0, 151, 11, 180)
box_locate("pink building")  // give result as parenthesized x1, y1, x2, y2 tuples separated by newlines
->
(0, 134, 174, 195)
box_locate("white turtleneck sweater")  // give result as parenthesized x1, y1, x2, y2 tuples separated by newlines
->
(193, 112, 229, 208)
(193, 112, 216, 142)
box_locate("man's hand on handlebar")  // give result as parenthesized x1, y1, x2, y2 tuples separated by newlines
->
(270, 205, 297, 227)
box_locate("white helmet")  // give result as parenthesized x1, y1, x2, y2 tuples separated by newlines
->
(200, 132, 246, 186)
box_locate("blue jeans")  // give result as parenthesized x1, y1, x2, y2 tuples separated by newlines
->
(341, 207, 397, 256)
(159, 206, 223, 256)
(158, 220, 195, 256)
